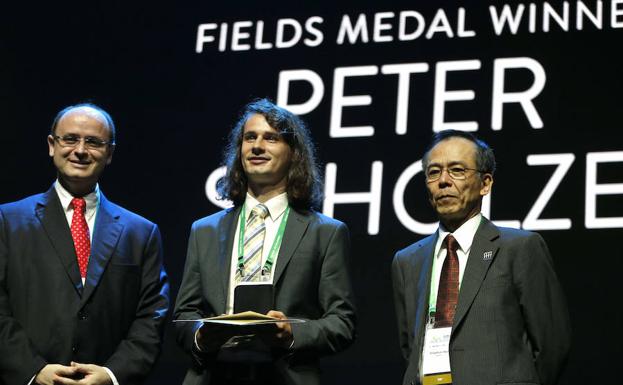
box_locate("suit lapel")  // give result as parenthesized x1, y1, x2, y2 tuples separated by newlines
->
(81, 193, 124, 306)
(218, 207, 240, 304)
(35, 187, 84, 295)
(452, 218, 500, 333)
(273, 209, 310, 284)
(411, 235, 437, 351)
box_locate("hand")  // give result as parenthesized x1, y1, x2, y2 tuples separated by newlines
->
(263, 310, 293, 348)
(67, 363, 112, 385)
(34, 364, 78, 385)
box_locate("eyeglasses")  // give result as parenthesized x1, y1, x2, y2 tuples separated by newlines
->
(53, 135, 114, 150)
(425, 166, 483, 182)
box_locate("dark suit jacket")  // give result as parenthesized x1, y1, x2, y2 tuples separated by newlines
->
(392, 218, 571, 385)
(174, 206, 356, 385)
(0, 186, 170, 385)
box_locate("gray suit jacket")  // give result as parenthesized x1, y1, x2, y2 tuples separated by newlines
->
(392, 218, 571, 385)
(174, 206, 356, 385)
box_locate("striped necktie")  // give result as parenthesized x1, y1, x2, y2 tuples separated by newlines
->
(237, 203, 269, 282)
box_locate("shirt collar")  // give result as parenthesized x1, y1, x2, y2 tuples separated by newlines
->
(437, 213, 482, 254)
(54, 180, 100, 215)
(244, 192, 288, 221)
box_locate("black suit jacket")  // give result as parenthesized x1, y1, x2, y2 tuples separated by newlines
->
(174, 206, 356, 385)
(392, 218, 571, 385)
(0, 187, 170, 385)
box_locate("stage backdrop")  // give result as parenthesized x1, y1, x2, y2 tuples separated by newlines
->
(1, 1, 621, 384)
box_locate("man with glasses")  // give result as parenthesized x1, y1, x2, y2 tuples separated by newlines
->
(0, 103, 170, 385)
(392, 130, 571, 385)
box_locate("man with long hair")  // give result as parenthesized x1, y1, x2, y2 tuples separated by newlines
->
(174, 99, 356, 385)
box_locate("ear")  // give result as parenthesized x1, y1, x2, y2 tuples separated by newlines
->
(106, 144, 115, 165)
(480, 173, 493, 196)
(47, 135, 55, 157)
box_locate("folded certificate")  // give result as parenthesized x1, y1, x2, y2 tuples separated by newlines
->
(174, 311, 306, 326)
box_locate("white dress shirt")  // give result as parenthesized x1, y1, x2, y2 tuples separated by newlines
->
(225, 192, 289, 314)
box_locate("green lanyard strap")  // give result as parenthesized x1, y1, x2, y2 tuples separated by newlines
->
(237, 203, 290, 278)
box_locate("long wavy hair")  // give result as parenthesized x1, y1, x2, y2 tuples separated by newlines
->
(216, 98, 323, 211)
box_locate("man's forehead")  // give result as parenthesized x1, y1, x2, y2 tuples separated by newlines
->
(428, 137, 477, 163)
(243, 115, 279, 134)
(58, 107, 108, 126)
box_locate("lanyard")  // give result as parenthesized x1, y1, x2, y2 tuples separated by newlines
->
(428, 246, 441, 319)
(237, 204, 290, 277)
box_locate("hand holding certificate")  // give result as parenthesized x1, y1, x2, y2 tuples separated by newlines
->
(262, 310, 295, 349)
(175, 311, 305, 351)
(179, 311, 304, 326)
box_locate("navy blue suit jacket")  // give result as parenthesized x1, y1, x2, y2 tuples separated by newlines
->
(0, 186, 170, 385)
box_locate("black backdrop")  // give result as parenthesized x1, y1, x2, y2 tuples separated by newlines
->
(1, 1, 621, 384)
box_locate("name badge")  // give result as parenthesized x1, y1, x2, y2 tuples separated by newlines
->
(422, 326, 452, 385)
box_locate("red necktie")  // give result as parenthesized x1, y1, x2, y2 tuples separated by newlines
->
(70, 198, 91, 279)
(435, 234, 459, 328)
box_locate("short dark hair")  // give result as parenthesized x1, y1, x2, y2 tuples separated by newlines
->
(217, 98, 323, 211)
(422, 130, 496, 175)
(51, 103, 116, 144)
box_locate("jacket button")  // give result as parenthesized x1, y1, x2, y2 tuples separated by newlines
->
(78, 311, 87, 320)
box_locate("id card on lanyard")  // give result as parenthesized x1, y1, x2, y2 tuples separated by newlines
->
(422, 323, 452, 385)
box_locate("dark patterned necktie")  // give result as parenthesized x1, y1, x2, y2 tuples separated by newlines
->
(435, 234, 459, 328)
(70, 198, 91, 279)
